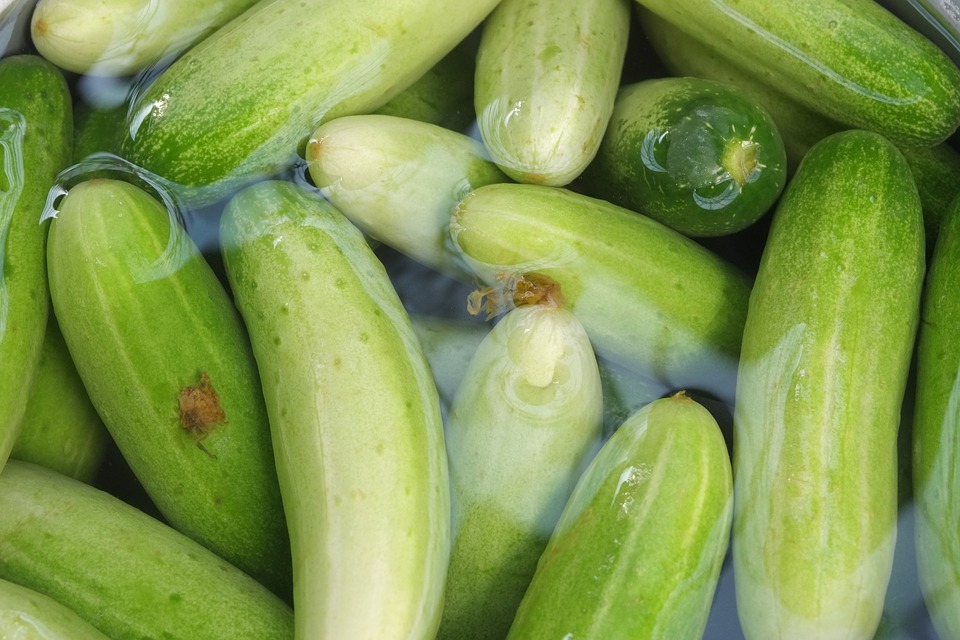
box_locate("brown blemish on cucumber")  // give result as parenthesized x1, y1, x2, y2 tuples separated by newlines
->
(178, 372, 225, 457)
(467, 272, 565, 319)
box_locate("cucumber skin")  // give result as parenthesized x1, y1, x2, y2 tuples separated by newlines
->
(0, 54, 71, 470)
(0, 577, 111, 640)
(0, 460, 294, 640)
(46, 179, 290, 595)
(122, 0, 501, 204)
(733, 130, 924, 638)
(220, 180, 450, 640)
(474, 0, 630, 186)
(506, 393, 733, 640)
(633, 0, 960, 146)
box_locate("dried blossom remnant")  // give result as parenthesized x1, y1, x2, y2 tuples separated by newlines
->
(178, 372, 225, 456)
(467, 272, 565, 320)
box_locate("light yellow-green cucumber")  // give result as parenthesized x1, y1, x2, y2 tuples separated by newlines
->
(45, 178, 290, 596)
(733, 130, 924, 638)
(220, 179, 450, 640)
(0, 460, 294, 640)
(0, 577, 110, 640)
(437, 302, 604, 640)
(474, 0, 630, 185)
(305, 114, 510, 282)
(11, 313, 109, 483)
(450, 182, 751, 403)
(0, 54, 71, 471)
(30, 0, 261, 76)
(122, 0, 503, 205)
(411, 313, 491, 413)
(506, 392, 733, 639)
(632, 0, 960, 146)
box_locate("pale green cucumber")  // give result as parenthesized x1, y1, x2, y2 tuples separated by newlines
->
(437, 303, 603, 640)
(30, 0, 260, 76)
(220, 180, 450, 640)
(122, 0, 502, 204)
(46, 178, 290, 596)
(0, 577, 110, 640)
(11, 313, 109, 483)
(410, 313, 491, 412)
(733, 130, 924, 638)
(0, 54, 71, 471)
(632, 0, 960, 146)
(474, 0, 630, 185)
(506, 392, 733, 639)
(450, 182, 751, 403)
(305, 114, 510, 282)
(0, 460, 294, 639)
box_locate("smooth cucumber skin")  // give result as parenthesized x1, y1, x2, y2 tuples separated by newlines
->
(0, 460, 294, 640)
(437, 304, 604, 640)
(581, 77, 787, 237)
(913, 196, 960, 640)
(450, 182, 751, 403)
(46, 178, 290, 596)
(0, 54, 71, 471)
(733, 130, 924, 639)
(122, 0, 502, 204)
(633, 0, 960, 146)
(506, 393, 733, 639)
(0, 577, 111, 640)
(474, 0, 630, 186)
(220, 180, 450, 640)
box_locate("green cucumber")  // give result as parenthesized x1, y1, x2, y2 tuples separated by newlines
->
(899, 143, 960, 243)
(473, 0, 630, 186)
(0, 459, 294, 639)
(580, 77, 787, 237)
(0, 54, 71, 470)
(220, 180, 450, 640)
(733, 130, 924, 638)
(0, 577, 110, 640)
(632, 0, 960, 146)
(450, 182, 751, 403)
(122, 0, 502, 204)
(438, 303, 604, 640)
(46, 178, 290, 596)
(410, 313, 491, 412)
(913, 195, 960, 640)
(73, 99, 127, 160)
(30, 0, 261, 76)
(506, 392, 733, 639)
(305, 114, 510, 282)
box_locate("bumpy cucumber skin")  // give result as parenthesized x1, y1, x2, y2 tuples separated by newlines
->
(220, 180, 450, 640)
(0, 577, 111, 640)
(438, 304, 604, 640)
(0, 460, 294, 640)
(450, 182, 751, 403)
(506, 393, 733, 639)
(634, 0, 960, 146)
(582, 77, 787, 237)
(0, 54, 71, 470)
(913, 196, 960, 640)
(122, 0, 502, 204)
(474, 0, 630, 186)
(46, 179, 290, 596)
(733, 130, 924, 639)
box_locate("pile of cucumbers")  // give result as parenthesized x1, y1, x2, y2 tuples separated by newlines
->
(3, 0, 960, 638)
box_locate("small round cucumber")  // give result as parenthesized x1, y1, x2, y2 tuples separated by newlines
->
(0, 577, 110, 640)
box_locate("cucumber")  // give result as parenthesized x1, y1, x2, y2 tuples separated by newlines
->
(0, 577, 110, 640)
(122, 0, 502, 204)
(473, 0, 630, 186)
(450, 182, 751, 403)
(0, 54, 71, 471)
(899, 143, 960, 243)
(30, 0, 261, 76)
(632, 0, 960, 146)
(438, 303, 604, 640)
(913, 195, 960, 640)
(46, 178, 290, 596)
(506, 393, 733, 639)
(220, 179, 450, 640)
(410, 313, 490, 413)
(0, 459, 294, 640)
(305, 113, 510, 282)
(580, 77, 787, 237)
(73, 99, 127, 159)
(733, 130, 924, 638)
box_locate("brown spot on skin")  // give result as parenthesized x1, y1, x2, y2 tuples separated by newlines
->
(467, 272, 565, 319)
(33, 19, 47, 36)
(178, 372, 225, 457)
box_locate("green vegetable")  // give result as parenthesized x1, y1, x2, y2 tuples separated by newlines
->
(0, 577, 110, 640)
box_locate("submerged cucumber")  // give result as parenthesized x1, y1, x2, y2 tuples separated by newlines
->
(0, 577, 111, 640)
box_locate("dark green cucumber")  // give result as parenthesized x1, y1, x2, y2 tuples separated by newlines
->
(580, 76, 787, 237)
(46, 178, 290, 595)
(0, 54, 71, 470)
(733, 130, 924, 638)
(73, 99, 127, 159)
